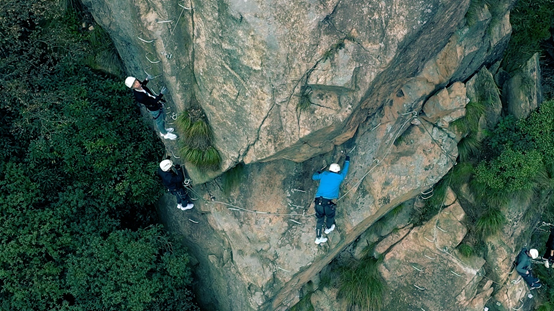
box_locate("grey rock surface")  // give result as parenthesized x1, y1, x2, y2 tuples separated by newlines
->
(80, 0, 521, 309)
(504, 53, 543, 119)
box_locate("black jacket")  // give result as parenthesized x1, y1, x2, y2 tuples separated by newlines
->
(547, 227, 554, 250)
(133, 79, 164, 111)
(158, 167, 184, 191)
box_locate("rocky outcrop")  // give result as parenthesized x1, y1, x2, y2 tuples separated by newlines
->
(80, 0, 520, 309)
(82, 0, 475, 182)
(378, 189, 486, 311)
(504, 52, 543, 119)
(423, 82, 469, 128)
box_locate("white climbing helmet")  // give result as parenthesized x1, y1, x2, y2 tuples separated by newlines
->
(529, 249, 539, 259)
(125, 76, 137, 88)
(160, 159, 173, 172)
(329, 163, 341, 173)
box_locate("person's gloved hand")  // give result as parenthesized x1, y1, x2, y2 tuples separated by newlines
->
(345, 155, 350, 161)
(146, 74, 154, 81)
(160, 86, 168, 95)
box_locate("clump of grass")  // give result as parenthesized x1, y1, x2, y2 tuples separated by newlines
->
(451, 117, 469, 134)
(177, 107, 221, 170)
(452, 100, 486, 135)
(202, 146, 221, 170)
(393, 133, 407, 147)
(458, 243, 474, 257)
(475, 207, 506, 238)
(181, 147, 204, 165)
(222, 163, 245, 195)
(338, 257, 386, 311)
(465, 101, 487, 131)
(176, 110, 192, 132)
(449, 161, 474, 190)
(297, 85, 313, 111)
(458, 134, 481, 163)
(184, 120, 212, 149)
(469, 178, 511, 208)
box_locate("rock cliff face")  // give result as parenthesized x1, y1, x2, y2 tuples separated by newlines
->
(81, 0, 522, 309)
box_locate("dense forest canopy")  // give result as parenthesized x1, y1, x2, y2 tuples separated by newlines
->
(0, 1, 198, 310)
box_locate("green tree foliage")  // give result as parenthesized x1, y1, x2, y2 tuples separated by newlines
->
(502, 0, 554, 72)
(0, 1, 198, 310)
(473, 101, 554, 202)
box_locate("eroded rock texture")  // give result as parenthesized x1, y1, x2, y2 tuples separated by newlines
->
(81, 0, 519, 309)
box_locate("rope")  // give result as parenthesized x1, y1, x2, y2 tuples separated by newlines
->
(171, 1, 192, 35)
(185, 185, 315, 217)
(419, 119, 458, 164)
(337, 111, 418, 201)
(184, 109, 419, 217)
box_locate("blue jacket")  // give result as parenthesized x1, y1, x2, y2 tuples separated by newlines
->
(516, 248, 531, 274)
(312, 160, 350, 199)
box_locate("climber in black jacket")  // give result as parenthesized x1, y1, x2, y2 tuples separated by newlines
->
(158, 159, 194, 211)
(543, 227, 554, 268)
(125, 76, 177, 140)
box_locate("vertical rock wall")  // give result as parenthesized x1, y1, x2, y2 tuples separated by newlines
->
(81, 0, 519, 309)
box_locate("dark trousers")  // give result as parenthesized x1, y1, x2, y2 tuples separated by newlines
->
(543, 248, 553, 260)
(518, 271, 539, 287)
(170, 187, 190, 205)
(314, 198, 336, 238)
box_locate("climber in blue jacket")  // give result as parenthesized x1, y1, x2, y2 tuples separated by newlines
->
(312, 156, 350, 245)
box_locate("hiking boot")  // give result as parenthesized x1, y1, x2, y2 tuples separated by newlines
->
(315, 237, 328, 245)
(324, 224, 335, 234)
(166, 128, 174, 133)
(183, 203, 194, 210)
(531, 283, 542, 290)
(161, 132, 177, 140)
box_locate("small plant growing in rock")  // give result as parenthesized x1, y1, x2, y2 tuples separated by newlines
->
(222, 163, 245, 195)
(338, 256, 386, 311)
(177, 107, 221, 170)
(457, 135, 481, 163)
(322, 40, 345, 62)
(475, 207, 506, 238)
(297, 85, 313, 111)
(458, 243, 474, 257)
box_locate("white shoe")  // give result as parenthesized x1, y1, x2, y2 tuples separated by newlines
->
(546, 260, 550, 269)
(324, 224, 335, 234)
(161, 132, 177, 140)
(315, 237, 328, 245)
(177, 204, 184, 210)
(183, 203, 194, 210)
(166, 128, 174, 133)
